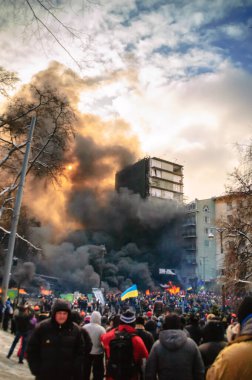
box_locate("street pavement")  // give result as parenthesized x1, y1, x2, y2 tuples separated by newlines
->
(0, 329, 34, 380)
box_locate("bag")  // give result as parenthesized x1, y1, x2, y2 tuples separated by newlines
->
(107, 330, 137, 380)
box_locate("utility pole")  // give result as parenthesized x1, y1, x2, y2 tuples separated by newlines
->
(1, 117, 36, 304)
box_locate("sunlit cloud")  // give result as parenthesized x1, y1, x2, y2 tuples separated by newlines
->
(1, 0, 252, 202)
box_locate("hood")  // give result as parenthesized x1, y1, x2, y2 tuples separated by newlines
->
(159, 329, 187, 351)
(51, 299, 71, 322)
(91, 311, 101, 324)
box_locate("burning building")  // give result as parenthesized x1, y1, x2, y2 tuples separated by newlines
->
(115, 157, 184, 203)
(1, 63, 186, 293)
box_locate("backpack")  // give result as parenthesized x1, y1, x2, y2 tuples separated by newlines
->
(107, 330, 138, 380)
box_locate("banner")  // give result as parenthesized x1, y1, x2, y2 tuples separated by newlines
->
(87, 293, 93, 302)
(60, 293, 74, 302)
(92, 288, 105, 306)
(0, 288, 27, 300)
(159, 268, 176, 275)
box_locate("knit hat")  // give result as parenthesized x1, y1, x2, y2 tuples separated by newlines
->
(237, 296, 252, 325)
(146, 311, 153, 318)
(120, 310, 136, 324)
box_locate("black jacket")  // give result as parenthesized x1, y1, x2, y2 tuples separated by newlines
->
(136, 327, 154, 352)
(27, 300, 85, 380)
(14, 311, 31, 334)
(199, 341, 227, 371)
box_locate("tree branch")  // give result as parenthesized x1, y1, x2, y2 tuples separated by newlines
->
(0, 226, 42, 250)
(25, 0, 81, 69)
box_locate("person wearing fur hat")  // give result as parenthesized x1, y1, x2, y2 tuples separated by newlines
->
(26, 299, 85, 380)
(83, 311, 106, 380)
(101, 309, 148, 380)
(206, 296, 252, 380)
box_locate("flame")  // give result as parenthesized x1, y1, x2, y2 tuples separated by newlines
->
(166, 281, 180, 295)
(167, 286, 180, 295)
(40, 287, 53, 296)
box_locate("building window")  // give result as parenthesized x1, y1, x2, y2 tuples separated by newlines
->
(203, 205, 209, 212)
(205, 216, 210, 223)
(151, 159, 162, 168)
(151, 168, 162, 177)
(204, 240, 209, 247)
(150, 188, 162, 197)
(173, 184, 181, 192)
(162, 190, 174, 199)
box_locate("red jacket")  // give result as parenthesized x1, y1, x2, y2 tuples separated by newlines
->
(101, 324, 148, 380)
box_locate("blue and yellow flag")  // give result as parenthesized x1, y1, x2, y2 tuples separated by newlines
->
(121, 284, 138, 301)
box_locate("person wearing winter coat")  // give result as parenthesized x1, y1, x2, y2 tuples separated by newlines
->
(198, 320, 227, 375)
(2, 298, 13, 331)
(26, 299, 85, 380)
(83, 311, 106, 380)
(71, 310, 93, 380)
(101, 310, 148, 380)
(135, 316, 154, 353)
(145, 313, 204, 380)
(185, 313, 202, 345)
(6, 304, 32, 363)
(206, 296, 252, 380)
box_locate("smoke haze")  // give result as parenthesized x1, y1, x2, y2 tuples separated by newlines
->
(10, 62, 185, 292)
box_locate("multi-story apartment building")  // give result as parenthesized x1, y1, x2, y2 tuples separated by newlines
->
(182, 198, 216, 287)
(115, 157, 184, 203)
(183, 193, 251, 289)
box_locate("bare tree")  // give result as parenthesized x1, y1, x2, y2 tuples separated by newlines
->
(220, 142, 252, 293)
(0, 67, 19, 97)
(0, 0, 95, 69)
(0, 80, 75, 247)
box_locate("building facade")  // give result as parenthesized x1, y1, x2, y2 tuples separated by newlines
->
(115, 157, 184, 203)
(182, 198, 216, 287)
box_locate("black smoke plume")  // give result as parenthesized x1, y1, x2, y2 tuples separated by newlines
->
(21, 62, 186, 292)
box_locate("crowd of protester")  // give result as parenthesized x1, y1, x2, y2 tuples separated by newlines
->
(1, 289, 252, 379)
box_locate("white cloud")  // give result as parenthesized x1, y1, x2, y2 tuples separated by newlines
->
(0, 0, 251, 201)
(221, 24, 245, 39)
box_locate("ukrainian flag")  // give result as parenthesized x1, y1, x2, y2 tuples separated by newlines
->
(121, 284, 138, 301)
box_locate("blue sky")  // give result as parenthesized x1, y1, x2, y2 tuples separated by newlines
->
(1, 0, 252, 201)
